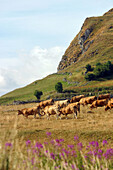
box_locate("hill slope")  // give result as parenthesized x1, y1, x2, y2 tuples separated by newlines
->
(57, 8, 113, 71)
(1, 8, 113, 104)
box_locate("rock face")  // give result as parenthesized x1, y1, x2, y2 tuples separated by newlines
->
(57, 8, 113, 71)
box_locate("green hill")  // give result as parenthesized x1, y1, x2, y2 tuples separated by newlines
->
(1, 8, 113, 104)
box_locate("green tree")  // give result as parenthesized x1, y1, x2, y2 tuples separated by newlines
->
(85, 73, 95, 81)
(34, 90, 43, 100)
(85, 64, 93, 72)
(55, 82, 63, 93)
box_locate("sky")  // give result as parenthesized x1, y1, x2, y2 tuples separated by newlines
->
(0, 0, 113, 96)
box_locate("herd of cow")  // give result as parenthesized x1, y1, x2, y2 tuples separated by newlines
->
(17, 93, 113, 120)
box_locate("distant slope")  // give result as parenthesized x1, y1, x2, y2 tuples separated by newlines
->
(1, 8, 113, 104)
(57, 8, 113, 71)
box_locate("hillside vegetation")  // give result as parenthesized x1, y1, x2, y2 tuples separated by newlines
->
(1, 9, 113, 104)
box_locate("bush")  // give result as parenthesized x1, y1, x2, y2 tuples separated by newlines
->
(34, 90, 43, 100)
(85, 64, 93, 72)
(55, 82, 63, 93)
(85, 73, 95, 81)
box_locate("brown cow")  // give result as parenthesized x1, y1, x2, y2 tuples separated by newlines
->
(43, 105, 60, 120)
(59, 102, 80, 119)
(70, 95, 84, 103)
(80, 96, 97, 106)
(105, 99, 113, 111)
(39, 99, 54, 108)
(98, 93, 110, 100)
(18, 105, 42, 118)
(55, 99, 70, 109)
(90, 99, 108, 109)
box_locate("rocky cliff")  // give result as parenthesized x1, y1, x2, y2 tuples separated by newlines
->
(57, 8, 113, 71)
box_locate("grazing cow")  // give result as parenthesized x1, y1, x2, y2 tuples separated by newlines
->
(39, 99, 54, 108)
(70, 95, 84, 103)
(55, 99, 70, 109)
(90, 99, 108, 109)
(43, 105, 60, 120)
(59, 102, 80, 119)
(18, 105, 42, 118)
(79, 96, 97, 106)
(98, 93, 110, 100)
(105, 99, 113, 111)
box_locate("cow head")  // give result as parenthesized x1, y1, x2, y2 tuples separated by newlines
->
(17, 110, 23, 115)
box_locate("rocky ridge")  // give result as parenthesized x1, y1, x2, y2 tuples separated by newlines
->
(57, 8, 113, 71)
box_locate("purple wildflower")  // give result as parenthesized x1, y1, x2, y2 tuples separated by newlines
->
(103, 140, 108, 146)
(35, 142, 43, 149)
(98, 149, 103, 154)
(103, 148, 113, 159)
(44, 142, 48, 145)
(55, 139, 60, 143)
(74, 135, 79, 141)
(71, 164, 76, 169)
(67, 145, 74, 149)
(46, 132, 51, 136)
(77, 142, 83, 151)
(89, 141, 99, 148)
(31, 157, 35, 165)
(50, 152, 55, 160)
(71, 150, 77, 157)
(51, 140, 55, 145)
(26, 140, 31, 146)
(60, 139, 64, 142)
(5, 142, 12, 148)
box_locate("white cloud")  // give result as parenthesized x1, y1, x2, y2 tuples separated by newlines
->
(0, 46, 65, 96)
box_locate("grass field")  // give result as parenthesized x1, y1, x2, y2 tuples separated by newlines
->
(0, 103, 113, 169)
(1, 103, 113, 146)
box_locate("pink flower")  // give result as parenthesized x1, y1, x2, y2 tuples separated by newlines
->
(26, 140, 31, 146)
(46, 132, 51, 136)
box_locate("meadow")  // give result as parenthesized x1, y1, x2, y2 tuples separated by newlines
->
(0, 103, 113, 169)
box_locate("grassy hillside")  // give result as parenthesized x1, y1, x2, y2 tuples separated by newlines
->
(1, 8, 113, 104)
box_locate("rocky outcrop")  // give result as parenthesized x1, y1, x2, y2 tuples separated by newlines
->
(57, 8, 113, 72)
(57, 20, 94, 71)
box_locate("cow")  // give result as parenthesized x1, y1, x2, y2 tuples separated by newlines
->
(55, 99, 70, 109)
(39, 99, 54, 108)
(98, 93, 110, 100)
(105, 99, 113, 111)
(70, 95, 84, 103)
(90, 99, 108, 109)
(58, 102, 80, 119)
(43, 105, 60, 120)
(18, 105, 42, 118)
(79, 96, 97, 106)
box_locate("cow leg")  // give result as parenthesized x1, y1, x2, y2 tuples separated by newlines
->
(65, 114, 68, 119)
(37, 111, 41, 119)
(73, 111, 77, 119)
(46, 113, 50, 120)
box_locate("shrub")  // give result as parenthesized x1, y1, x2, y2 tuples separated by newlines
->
(85, 64, 93, 72)
(85, 73, 95, 81)
(55, 82, 63, 93)
(34, 90, 43, 100)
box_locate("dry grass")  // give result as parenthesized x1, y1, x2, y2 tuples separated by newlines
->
(0, 103, 113, 148)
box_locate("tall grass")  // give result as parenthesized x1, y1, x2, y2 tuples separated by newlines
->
(0, 117, 113, 170)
